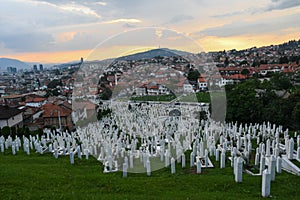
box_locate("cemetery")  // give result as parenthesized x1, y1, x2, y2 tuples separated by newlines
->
(1, 99, 300, 199)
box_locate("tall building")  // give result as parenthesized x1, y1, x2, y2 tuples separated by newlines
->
(33, 64, 38, 72)
(7, 66, 17, 74)
(39, 64, 44, 71)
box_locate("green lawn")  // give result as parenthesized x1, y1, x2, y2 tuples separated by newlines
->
(1, 149, 299, 199)
(131, 92, 212, 103)
(131, 94, 176, 102)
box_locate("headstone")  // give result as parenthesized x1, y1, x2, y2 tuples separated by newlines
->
(196, 158, 201, 174)
(262, 169, 271, 197)
(205, 149, 208, 167)
(48, 144, 52, 152)
(130, 153, 134, 168)
(266, 139, 270, 157)
(146, 160, 151, 176)
(288, 138, 294, 159)
(123, 163, 128, 178)
(54, 149, 58, 159)
(77, 146, 82, 159)
(260, 155, 265, 175)
(171, 157, 175, 174)
(182, 153, 186, 168)
(190, 152, 194, 167)
(108, 155, 113, 172)
(165, 150, 170, 167)
(0, 142, 4, 153)
(220, 149, 226, 169)
(70, 151, 74, 164)
(255, 152, 260, 166)
(235, 157, 243, 183)
(215, 148, 220, 161)
(269, 155, 276, 181)
(276, 157, 282, 173)
(85, 149, 89, 160)
(12, 143, 16, 155)
(233, 156, 238, 175)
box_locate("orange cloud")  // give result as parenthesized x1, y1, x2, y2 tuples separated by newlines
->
(199, 32, 300, 52)
(1, 49, 91, 63)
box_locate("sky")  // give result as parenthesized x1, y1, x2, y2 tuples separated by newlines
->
(0, 0, 299, 63)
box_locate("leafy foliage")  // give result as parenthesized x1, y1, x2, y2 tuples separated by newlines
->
(225, 73, 300, 130)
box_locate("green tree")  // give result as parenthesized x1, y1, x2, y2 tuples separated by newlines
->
(47, 79, 62, 89)
(187, 69, 200, 82)
(291, 102, 300, 130)
(241, 68, 250, 77)
(270, 73, 292, 90)
(1, 126, 10, 139)
(226, 79, 263, 124)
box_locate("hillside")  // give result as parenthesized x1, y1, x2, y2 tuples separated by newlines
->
(116, 48, 190, 61)
(0, 58, 30, 71)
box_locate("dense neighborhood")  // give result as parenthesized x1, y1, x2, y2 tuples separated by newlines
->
(0, 40, 300, 132)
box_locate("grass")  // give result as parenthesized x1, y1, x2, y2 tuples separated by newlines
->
(1, 149, 300, 199)
(131, 92, 212, 103)
(131, 94, 176, 102)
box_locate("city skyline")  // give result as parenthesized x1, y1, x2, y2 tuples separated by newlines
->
(0, 0, 299, 63)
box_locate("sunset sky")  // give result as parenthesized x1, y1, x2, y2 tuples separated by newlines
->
(0, 0, 299, 63)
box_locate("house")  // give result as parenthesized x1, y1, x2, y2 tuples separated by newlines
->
(25, 96, 47, 107)
(0, 105, 23, 128)
(147, 84, 159, 95)
(135, 84, 147, 96)
(216, 77, 234, 87)
(72, 100, 96, 124)
(183, 80, 194, 93)
(197, 77, 208, 91)
(2, 94, 25, 107)
(158, 84, 170, 95)
(42, 102, 73, 130)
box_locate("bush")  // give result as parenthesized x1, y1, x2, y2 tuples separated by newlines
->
(1, 126, 10, 139)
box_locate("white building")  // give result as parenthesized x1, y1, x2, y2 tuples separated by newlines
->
(197, 77, 208, 91)
(0, 106, 23, 128)
(183, 80, 194, 93)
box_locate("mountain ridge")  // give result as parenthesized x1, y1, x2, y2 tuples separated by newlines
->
(0, 58, 30, 71)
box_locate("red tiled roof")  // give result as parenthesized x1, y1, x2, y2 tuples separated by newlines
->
(147, 85, 159, 90)
(198, 77, 207, 83)
(25, 97, 46, 103)
(227, 74, 247, 80)
(42, 103, 72, 118)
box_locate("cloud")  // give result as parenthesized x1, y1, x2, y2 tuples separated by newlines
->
(212, 0, 300, 18)
(122, 23, 138, 28)
(167, 15, 194, 24)
(0, 31, 54, 52)
(103, 18, 142, 24)
(266, 0, 300, 11)
(195, 13, 300, 37)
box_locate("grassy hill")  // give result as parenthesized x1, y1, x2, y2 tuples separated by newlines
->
(1, 149, 300, 199)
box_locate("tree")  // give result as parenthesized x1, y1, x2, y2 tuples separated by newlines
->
(239, 60, 248, 66)
(270, 73, 292, 90)
(10, 126, 16, 138)
(291, 102, 300, 130)
(226, 79, 263, 124)
(241, 69, 250, 77)
(187, 69, 200, 82)
(224, 57, 229, 67)
(279, 56, 289, 64)
(1, 126, 10, 139)
(47, 79, 62, 89)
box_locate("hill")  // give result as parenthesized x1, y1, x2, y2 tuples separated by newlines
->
(0, 58, 30, 71)
(116, 48, 190, 61)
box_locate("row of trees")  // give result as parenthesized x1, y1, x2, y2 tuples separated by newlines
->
(0, 126, 44, 139)
(225, 73, 300, 130)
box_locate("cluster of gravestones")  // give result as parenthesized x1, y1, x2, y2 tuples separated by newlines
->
(0, 130, 91, 165)
(1, 102, 300, 198)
